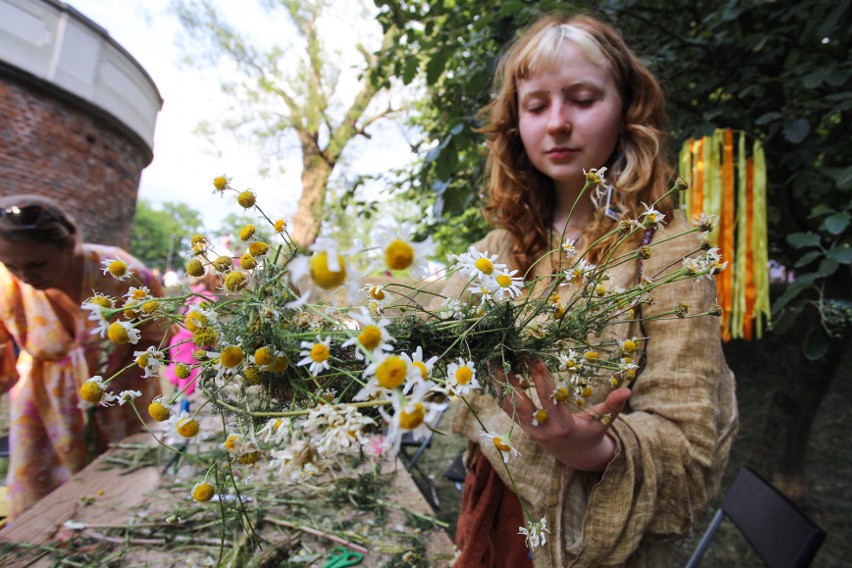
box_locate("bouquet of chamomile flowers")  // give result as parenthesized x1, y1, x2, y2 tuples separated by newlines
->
(77, 170, 725, 551)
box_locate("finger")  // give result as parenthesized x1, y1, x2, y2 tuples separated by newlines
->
(500, 370, 535, 420)
(588, 387, 632, 426)
(528, 359, 557, 411)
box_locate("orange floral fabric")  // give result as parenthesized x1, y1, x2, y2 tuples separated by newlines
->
(0, 244, 166, 520)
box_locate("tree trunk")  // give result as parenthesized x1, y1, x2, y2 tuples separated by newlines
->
(764, 319, 849, 504)
(291, 138, 333, 248)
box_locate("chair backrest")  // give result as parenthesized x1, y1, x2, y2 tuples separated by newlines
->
(720, 466, 826, 568)
(686, 466, 826, 568)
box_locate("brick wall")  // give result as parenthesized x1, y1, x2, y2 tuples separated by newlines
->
(0, 71, 149, 249)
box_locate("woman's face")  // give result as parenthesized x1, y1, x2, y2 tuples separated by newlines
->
(517, 40, 623, 195)
(0, 238, 73, 290)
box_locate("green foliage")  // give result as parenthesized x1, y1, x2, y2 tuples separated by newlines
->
(130, 200, 204, 273)
(375, 0, 852, 349)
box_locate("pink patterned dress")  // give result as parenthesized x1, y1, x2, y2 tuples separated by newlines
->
(0, 244, 167, 521)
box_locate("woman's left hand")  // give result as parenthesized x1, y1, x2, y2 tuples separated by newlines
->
(499, 359, 631, 472)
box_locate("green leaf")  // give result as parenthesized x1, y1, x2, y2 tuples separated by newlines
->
(833, 166, 852, 189)
(425, 48, 452, 85)
(771, 273, 818, 314)
(783, 118, 810, 144)
(816, 257, 839, 277)
(827, 245, 852, 264)
(823, 212, 850, 235)
(787, 232, 821, 248)
(803, 326, 830, 361)
(793, 250, 822, 268)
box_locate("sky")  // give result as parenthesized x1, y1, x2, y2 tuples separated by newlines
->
(65, 0, 417, 231)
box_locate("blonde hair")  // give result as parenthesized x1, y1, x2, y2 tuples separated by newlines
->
(479, 14, 675, 275)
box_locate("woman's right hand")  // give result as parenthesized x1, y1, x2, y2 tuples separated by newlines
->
(498, 359, 631, 472)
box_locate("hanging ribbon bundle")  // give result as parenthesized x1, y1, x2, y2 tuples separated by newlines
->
(678, 128, 770, 341)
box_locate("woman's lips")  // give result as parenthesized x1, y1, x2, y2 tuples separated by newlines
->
(546, 148, 578, 160)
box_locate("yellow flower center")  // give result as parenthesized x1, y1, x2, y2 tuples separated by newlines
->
(492, 436, 512, 453)
(376, 356, 407, 389)
(213, 256, 232, 272)
(239, 224, 256, 241)
(108, 260, 128, 278)
(237, 451, 262, 465)
(193, 328, 218, 347)
(141, 300, 160, 314)
(186, 258, 205, 277)
(248, 241, 269, 257)
(192, 482, 215, 502)
(136, 353, 149, 368)
(148, 401, 170, 422)
(225, 271, 248, 291)
(224, 434, 240, 451)
(385, 239, 415, 270)
(220, 346, 244, 368)
(584, 351, 600, 361)
(270, 355, 289, 374)
(240, 253, 257, 270)
(474, 257, 494, 275)
(175, 363, 191, 379)
(79, 381, 103, 403)
(358, 325, 382, 351)
(237, 190, 256, 208)
(412, 361, 428, 380)
(107, 322, 130, 344)
(369, 286, 385, 300)
(177, 417, 200, 438)
(581, 386, 593, 398)
(553, 386, 571, 402)
(398, 403, 425, 430)
(88, 295, 112, 308)
(243, 366, 262, 385)
(274, 219, 287, 232)
(309, 252, 347, 289)
(496, 274, 512, 288)
(254, 347, 273, 366)
(455, 366, 473, 385)
(622, 340, 637, 353)
(310, 343, 330, 363)
(533, 409, 549, 425)
(212, 176, 228, 190)
(185, 311, 208, 332)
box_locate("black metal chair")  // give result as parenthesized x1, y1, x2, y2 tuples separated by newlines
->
(685, 466, 826, 568)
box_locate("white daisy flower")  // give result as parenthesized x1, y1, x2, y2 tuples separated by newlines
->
(640, 203, 666, 230)
(134, 346, 165, 378)
(81, 294, 114, 337)
(341, 308, 395, 360)
(381, 381, 446, 455)
(518, 517, 550, 549)
(101, 258, 132, 280)
(116, 390, 142, 405)
(373, 221, 436, 277)
(481, 431, 520, 463)
(297, 335, 333, 376)
(445, 358, 480, 396)
(452, 247, 508, 281)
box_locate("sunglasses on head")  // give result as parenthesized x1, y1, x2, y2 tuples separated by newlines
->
(0, 205, 55, 229)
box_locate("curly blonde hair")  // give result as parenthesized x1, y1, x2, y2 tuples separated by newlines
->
(478, 14, 675, 275)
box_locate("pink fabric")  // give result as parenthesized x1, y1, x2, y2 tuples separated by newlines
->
(161, 284, 217, 396)
(0, 244, 165, 520)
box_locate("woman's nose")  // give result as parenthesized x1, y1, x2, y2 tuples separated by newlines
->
(546, 104, 571, 134)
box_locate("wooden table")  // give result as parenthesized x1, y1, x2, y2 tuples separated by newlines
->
(0, 432, 455, 567)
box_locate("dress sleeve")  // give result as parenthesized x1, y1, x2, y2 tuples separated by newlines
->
(573, 215, 739, 565)
(0, 320, 20, 395)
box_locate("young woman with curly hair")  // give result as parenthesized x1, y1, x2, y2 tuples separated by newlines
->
(447, 14, 738, 567)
